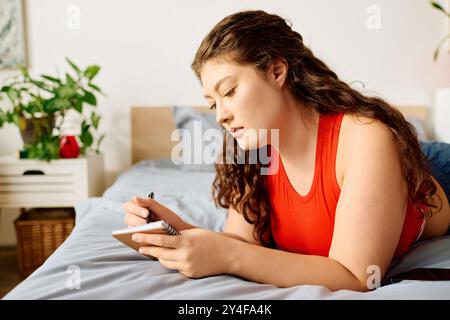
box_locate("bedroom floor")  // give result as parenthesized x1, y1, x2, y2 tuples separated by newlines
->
(0, 246, 25, 299)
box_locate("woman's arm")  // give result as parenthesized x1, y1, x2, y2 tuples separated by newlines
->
(229, 242, 367, 291)
(219, 206, 263, 245)
(181, 208, 261, 244)
(179, 222, 253, 243)
(219, 231, 249, 243)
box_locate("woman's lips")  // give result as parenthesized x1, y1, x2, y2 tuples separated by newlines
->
(230, 127, 245, 138)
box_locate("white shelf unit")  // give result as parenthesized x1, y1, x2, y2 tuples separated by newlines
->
(0, 153, 105, 208)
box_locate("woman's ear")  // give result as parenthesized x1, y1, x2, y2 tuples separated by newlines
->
(267, 58, 288, 88)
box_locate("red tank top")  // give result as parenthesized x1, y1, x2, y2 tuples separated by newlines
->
(266, 112, 425, 259)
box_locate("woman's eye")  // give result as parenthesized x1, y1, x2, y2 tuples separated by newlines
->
(208, 88, 235, 110)
(224, 88, 236, 97)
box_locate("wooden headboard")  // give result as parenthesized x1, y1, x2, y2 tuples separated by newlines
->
(131, 106, 213, 164)
(130, 105, 429, 164)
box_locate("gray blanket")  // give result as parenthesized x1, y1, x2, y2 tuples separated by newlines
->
(4, 160, 450, 299)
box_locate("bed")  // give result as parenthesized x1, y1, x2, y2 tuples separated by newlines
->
(3, 105, 450, 299)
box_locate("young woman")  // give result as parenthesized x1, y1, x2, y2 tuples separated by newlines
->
(123, 10, 450, 292)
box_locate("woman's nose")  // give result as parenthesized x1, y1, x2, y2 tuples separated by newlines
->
(216, 113, 230, 125)
(216, 105, 232, 125)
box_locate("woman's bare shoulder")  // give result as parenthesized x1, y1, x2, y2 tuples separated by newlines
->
(336, 113, 400, 185)
(340, 113, 394, 138)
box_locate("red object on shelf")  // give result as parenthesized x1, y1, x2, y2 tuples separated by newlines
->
(59, 135, 80, 158)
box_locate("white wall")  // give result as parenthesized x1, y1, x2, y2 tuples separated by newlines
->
(1, 0, 450, 244)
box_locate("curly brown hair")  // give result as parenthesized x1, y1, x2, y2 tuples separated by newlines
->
(191, 10, 441, 248)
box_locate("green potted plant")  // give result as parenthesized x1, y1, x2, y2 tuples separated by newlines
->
(0, 58, 106, 161)
(430, 1, 450, 61)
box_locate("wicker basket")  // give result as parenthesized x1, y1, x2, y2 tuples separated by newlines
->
(14, 207, 75, 276)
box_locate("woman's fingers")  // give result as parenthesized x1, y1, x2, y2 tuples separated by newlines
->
(138, 245, 181, 262)
(132, 233, 181, 248)
(158, 258, 181, 271)
(132, 197, 175, 221)
(123, 200, 149, 218)
(132, 196, 168, 214)
(124, 213, 147, 227)
(129, 196, 188, 230)
(139, 246, 169, 259)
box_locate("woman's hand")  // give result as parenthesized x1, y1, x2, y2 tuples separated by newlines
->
(122, 196, 194, 231)
(132, 228, 241, 278)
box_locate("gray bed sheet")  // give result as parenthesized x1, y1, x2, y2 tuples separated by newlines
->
(3, 160, 450, 299)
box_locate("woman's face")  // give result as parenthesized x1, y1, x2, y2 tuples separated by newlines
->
(200, 57, 287, 150)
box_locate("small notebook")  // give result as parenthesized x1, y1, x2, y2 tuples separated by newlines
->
(112, 220, 181, 259)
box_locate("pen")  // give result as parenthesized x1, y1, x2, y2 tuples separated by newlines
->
(145, 191, 181, 236)
(146, 192, 154, 223)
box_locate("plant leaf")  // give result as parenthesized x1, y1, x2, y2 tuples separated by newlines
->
(74, 99, 83, 113)
(17, 64, 29, 78)
(96, 133, 105, 152)
(66, 73, 76, 86)
(6, 110, 15, 123)
(1, 86, 11, 93)
(91, 111, 100, 129)
(88, 83, 102, 93)
(83, 89, 97, 106)
(0, 110, 5, 128)
(432, 32, 450, 61)
(30, 79, 52, 92)
(12, 113, 20, 126)
(434, 47, 440, 61)
(430, 1, 450, 15)
(6, 87, 19, 103)
(84, 65, 101, 80)
(41, 74, 61, 84)
(66, 57, 81, 75)
(79, 124, 93, 147)
(55, 85, 76, 99)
